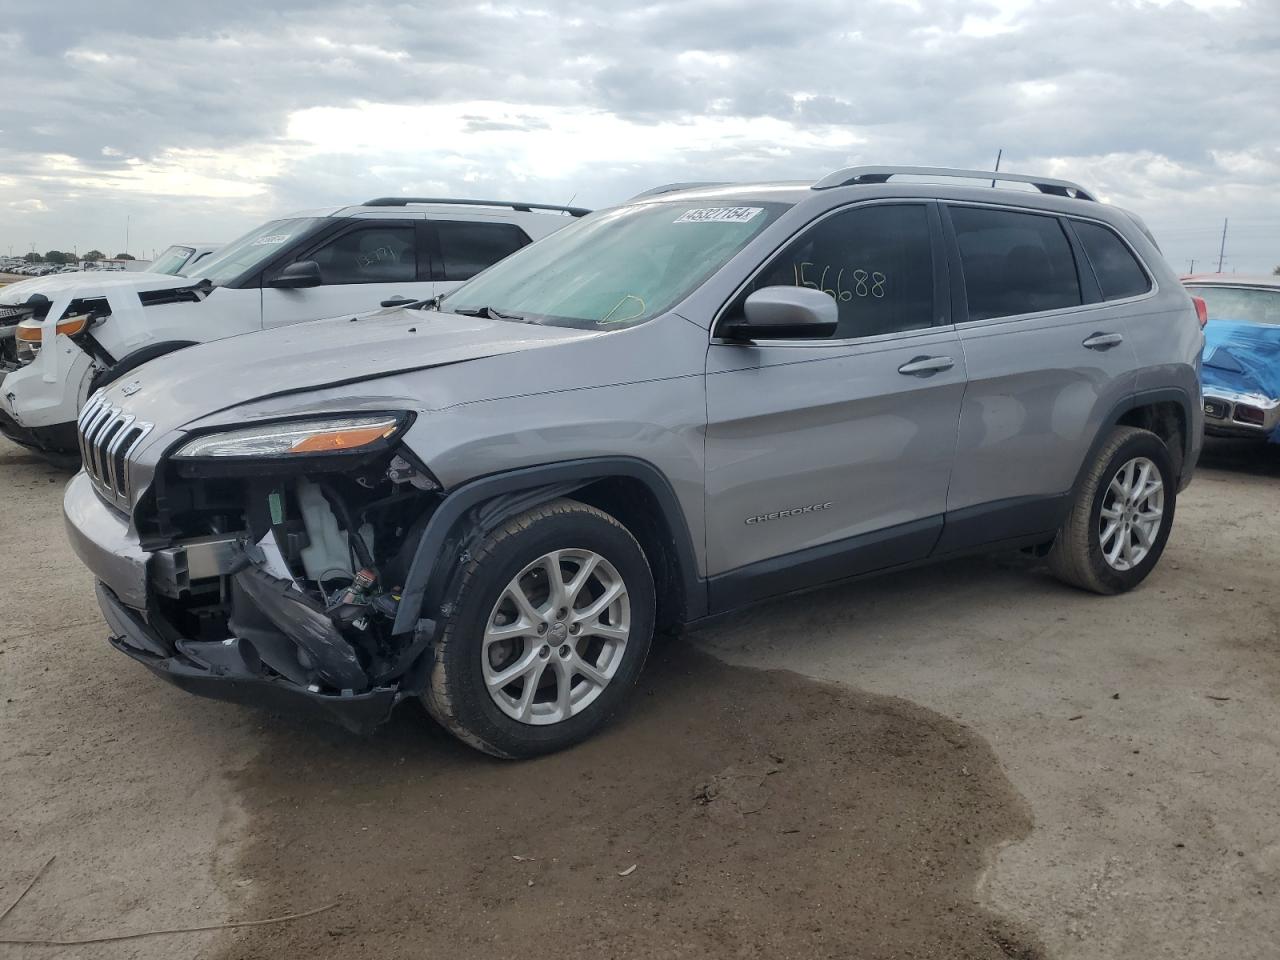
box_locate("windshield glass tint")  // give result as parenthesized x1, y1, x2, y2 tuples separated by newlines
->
(1186, 285, 1280, 326)
(192, 218, 326, 286)
(442, 200, 789, 328)
(146, 246, 194, 276)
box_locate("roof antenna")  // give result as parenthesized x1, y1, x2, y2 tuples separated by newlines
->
(991, 149, 1003, 188)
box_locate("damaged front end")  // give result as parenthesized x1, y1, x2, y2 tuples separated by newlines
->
(109, 415, 445, 733)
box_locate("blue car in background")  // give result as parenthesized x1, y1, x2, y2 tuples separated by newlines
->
(1183, 276, 1280, 443)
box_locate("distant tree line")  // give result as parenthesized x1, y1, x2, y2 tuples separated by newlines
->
(20, 249, 130, 263)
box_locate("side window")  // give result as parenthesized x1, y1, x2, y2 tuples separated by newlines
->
(1073, 221, 1151, 301)
(435, 221, 530, 282)
(745, 204, 935, 338)
(307, 226, 416, 285)
(950, 207, 1082, 321)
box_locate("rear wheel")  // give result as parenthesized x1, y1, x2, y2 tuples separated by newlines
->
(1048, 426, 1176, 594)
(422, 498, 655, 758)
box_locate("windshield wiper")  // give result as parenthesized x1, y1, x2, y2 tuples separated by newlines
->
(451, 305, 534, 323)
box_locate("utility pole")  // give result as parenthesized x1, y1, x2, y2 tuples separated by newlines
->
(125, 215, 130, 257)
(991, 148, 1003, 188)
(1216, 218, 1228, 273)
(1187, 259, 1196, 274)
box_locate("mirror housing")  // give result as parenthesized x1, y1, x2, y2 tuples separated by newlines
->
(267, 260, 322, 289)
(723, 286, 838, 341)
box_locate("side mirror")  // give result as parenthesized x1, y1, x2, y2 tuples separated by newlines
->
(723, 286, 838, 341)
(267, 260, 322, 289)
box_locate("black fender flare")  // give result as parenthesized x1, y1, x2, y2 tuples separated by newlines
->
(89, 340, 198, 392)
(1073, 386, 1195, 495)
(391, 457, 706, 636)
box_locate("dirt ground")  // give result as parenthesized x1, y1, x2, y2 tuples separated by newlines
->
(1, 435, 1277, 959)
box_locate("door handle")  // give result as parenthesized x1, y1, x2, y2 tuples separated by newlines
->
(897, 355, 955, 376)
(1082, 331, 1124, 350)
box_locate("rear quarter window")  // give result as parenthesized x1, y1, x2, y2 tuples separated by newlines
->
(1072, 221, 1152, 301)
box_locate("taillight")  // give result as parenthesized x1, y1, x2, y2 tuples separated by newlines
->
(1234, 404, 1265, 426)
(1191, 295, 1209, 328)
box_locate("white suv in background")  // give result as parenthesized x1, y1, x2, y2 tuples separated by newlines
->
(0, 198, 587, 458)
(145, 243, 224, 277)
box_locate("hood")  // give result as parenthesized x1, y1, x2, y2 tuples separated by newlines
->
(96, 307, 605, 431)
(0, 270, 192, 305)
(1202, 319, 1280, 400)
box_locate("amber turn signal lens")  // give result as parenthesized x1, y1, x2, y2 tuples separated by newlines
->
(14, 314, 90, 342)
(56, 314, 91, 337)
(288, 423, 398, 453)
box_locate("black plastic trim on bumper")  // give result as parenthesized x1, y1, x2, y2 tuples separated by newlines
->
(96, 583, 402, 735)
(0, 407, 80, 455)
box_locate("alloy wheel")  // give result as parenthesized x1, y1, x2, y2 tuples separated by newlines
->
(1099, 456, 1164, 571)
(482, 549, 631, 725)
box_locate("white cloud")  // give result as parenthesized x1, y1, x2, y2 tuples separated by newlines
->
(0, 0, 1275, 272)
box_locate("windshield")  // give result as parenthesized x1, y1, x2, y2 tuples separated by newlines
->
(441, 200, 790, 328)
(146, 245, 194, 276)
(1187, 285, 1280, 326)
(190, 218, 326, 286)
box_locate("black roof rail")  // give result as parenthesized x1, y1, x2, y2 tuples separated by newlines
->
(812, 165, 1096, 202)
(629, 181, 733, 201)
(361, 197, 591, 217)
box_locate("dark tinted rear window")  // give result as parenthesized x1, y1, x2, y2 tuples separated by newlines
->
(1073, 221, 1151, 301)
(436, 221, 530, 281)
(950, 207, 1082, 321)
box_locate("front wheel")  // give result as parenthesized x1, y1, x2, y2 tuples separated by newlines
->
(422, 499, 655, 758)
(1048, 426, 1177, 595)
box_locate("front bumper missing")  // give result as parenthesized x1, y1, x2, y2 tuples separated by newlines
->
(97, 583, 403, 734)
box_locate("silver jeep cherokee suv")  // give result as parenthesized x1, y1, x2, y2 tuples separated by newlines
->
(63, 166, 1203, 758)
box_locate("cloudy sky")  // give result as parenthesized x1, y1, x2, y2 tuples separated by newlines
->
(1, 0, 1276, 273)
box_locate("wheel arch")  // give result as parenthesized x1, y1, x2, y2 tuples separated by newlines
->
(1076, 387, 1193, 494)
(1115, 395, 1187, 480)
(391, 457, 706, 637)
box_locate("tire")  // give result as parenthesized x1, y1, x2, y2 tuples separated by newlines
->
(1048, 426, 1177, 595)
(421, 498, 655, 759)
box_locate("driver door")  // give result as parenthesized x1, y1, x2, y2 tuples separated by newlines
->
(703, 201, 966, 609)
(261, 221, 436, 327)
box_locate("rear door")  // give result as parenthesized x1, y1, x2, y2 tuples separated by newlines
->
(938, 203, 1141, 550)
(260, 220, 434, 327)
(703, 201, 966, 606)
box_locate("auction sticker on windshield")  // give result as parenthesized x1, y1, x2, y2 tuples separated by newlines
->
(674, 207, 763, 224)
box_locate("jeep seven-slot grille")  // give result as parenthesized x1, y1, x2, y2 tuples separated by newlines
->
(77, 393, 153, 509)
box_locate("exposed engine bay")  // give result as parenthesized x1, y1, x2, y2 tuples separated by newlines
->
(137, 447, 444, 718)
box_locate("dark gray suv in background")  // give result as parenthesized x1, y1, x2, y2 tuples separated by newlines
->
(64, 166, 1203, 758)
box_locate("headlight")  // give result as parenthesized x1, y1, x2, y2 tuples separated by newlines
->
(14, 314, 91, 365)
(173, 414, 406, 459)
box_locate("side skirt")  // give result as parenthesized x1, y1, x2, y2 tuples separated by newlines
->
(700, 493, 1069, 620)
(707, 516, 942, 616)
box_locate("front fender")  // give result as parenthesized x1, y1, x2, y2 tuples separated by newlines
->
(391, 456, 707, 636)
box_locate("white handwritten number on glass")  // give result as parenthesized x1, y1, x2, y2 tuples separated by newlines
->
(793, 262, 886, 300)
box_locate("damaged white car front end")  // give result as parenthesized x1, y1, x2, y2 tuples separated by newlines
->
(0, 271, 255, 455)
